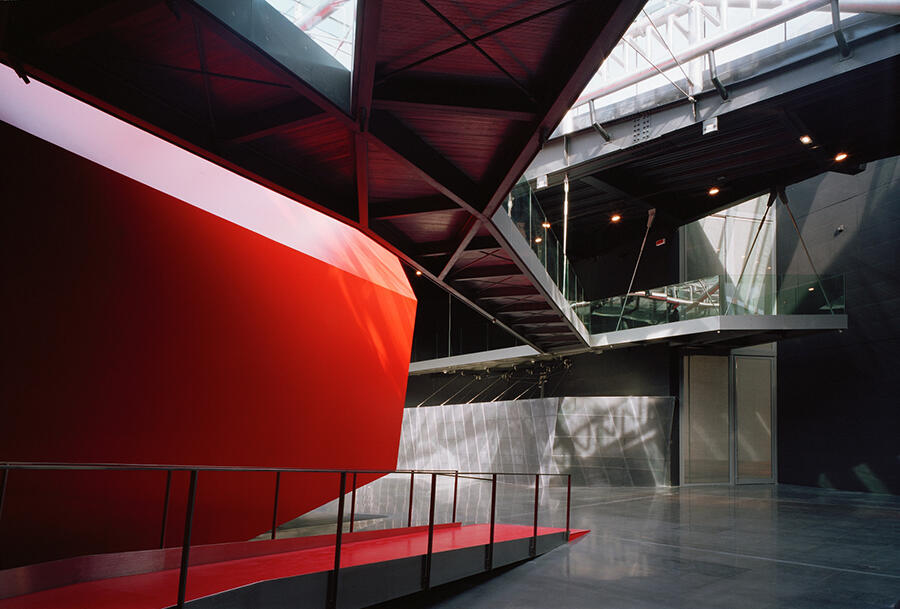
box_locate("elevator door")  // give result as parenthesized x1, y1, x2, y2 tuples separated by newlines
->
(734, 356, 775, 483)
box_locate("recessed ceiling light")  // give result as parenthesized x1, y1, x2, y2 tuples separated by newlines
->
(541, 221, 551, 229)
(834, 152, 848, 162)
(534, 236, 543, 243)
(415, 270, 422, 276)
(808, 287, 815, 292)
(708, 186, 720, 196)
(799, 135, 812, 145)
(610, 214, 622, 222)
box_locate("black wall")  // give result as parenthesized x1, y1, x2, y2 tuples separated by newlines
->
(777, 156, 900, 494)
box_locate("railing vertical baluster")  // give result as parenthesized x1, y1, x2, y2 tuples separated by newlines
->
(531, 473, 540, 557)
(271, 471, 281, 541)
(565, 474, 572, 540)
(176, 470, 198, 609)
(160, 470, 172, 549)
(349, 473, 357, 533)
(451, 470, 458, 523)
(0, 467, 8, 527)
(486, 473, 497, 571)
(422, 473, 437, 590)
(326, 472, 346, 609)
(407, 471, 415, 527)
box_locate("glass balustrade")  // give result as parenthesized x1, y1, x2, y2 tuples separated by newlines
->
(505, 179, 589, 327)
(576, 274, 844, 334)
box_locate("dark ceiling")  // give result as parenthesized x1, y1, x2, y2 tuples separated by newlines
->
(532, 50, 900, 262)
(0, 0, 644, 352)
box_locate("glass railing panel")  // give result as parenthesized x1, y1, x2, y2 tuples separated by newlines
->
(777, 274, 845, 315)
(504, 178, 587, 322)
(584, 273, 843, 335)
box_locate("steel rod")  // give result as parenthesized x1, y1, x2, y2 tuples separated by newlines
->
(423, 473, 437, 590)
(408, 471, 415, 527)
(349, 473, 357, 533)
(270, 471, 281, 540)
(452, 470, 459, 523)
(531, 474, 540, 557)
(778, 187, 834, 313)
(327, 472, 347, 609)
(160, 470, 172, 549)
(486, 473, 497, 570)
(565, 474, 572, 540)
(176, 470, 198, 609)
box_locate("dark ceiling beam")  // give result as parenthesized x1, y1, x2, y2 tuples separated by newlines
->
(374, 76, 536, 119)
(221, 102, 327, 145)
(37, 0, 161, 49)
(370, 195, 460, 220)
(355, 133, 369, 227)
(450, 264, 522, 281)
(417, 235, 498, 257)
(477, 285, 539, 298)
(352, 226, 543, 353)
(375, 0, 578, 85)
(579, 175, 680, 226)
(372, 98, 536, 123)
(351, 0, 381, 125)
(350, 0, 381, 227)
(495, 302, 551, 313)
(179, 1, 356, 131)
(439, 0, 645, 278)
(438, 218, 480, 280)
(417, 0, 535, 104)
(478, 0, 645, 219)
(369, 109, 482, 212)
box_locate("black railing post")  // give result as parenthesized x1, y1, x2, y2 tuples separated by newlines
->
(176, 470, 198, 609)
(0, 467, 8, 527)
(422, 473, 437, 590)
(160, 470, 172, 549)
(531, 473, 539, 557)
(565, 474, 572, 540)
(326, 472, 347, 609)
(485, 473, 497, 571)
(349, 473, 357, 533)
(451, 470, 458, 523)
(270, 471, 281, 540)
(407, 471, 415, 527)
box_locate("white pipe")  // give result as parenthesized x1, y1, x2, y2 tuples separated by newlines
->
(576, 0, 831, 105)
(696, 0, 900, 12)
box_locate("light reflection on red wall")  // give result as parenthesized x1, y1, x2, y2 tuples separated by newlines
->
(0, 116, 415, 568)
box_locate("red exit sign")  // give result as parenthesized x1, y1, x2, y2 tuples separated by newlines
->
(655, 238, 666, 247)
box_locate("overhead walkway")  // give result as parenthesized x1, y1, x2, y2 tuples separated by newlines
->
(409, 273, 847, 374)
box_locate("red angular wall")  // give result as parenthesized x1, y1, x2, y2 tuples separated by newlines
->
(0, 119, 416, 569)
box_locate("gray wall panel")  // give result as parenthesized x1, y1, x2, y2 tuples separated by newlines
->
(397, 397, 675, 487)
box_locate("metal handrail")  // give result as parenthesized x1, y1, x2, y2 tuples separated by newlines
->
(0, 463, 573, 609)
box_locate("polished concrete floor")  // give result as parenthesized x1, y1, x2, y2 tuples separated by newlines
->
(367, 484, 900, 609)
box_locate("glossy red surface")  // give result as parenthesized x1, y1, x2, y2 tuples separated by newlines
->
(0, 120, 416, 568)
(0, 524, 589, 609)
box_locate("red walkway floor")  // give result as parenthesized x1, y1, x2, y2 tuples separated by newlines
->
(0, 524, 587, 609)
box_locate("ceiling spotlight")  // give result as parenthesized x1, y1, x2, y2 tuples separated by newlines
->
(534, 236, 543, 243)
(415, 270, 422, 276)
(610, 214, 622, 223)
(834, 152, 848, 162)
(708, 186, 720, 196)
(799, 135, 812, 145)
(808, 287, 815, 292)
(541, 221, 551, 229)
